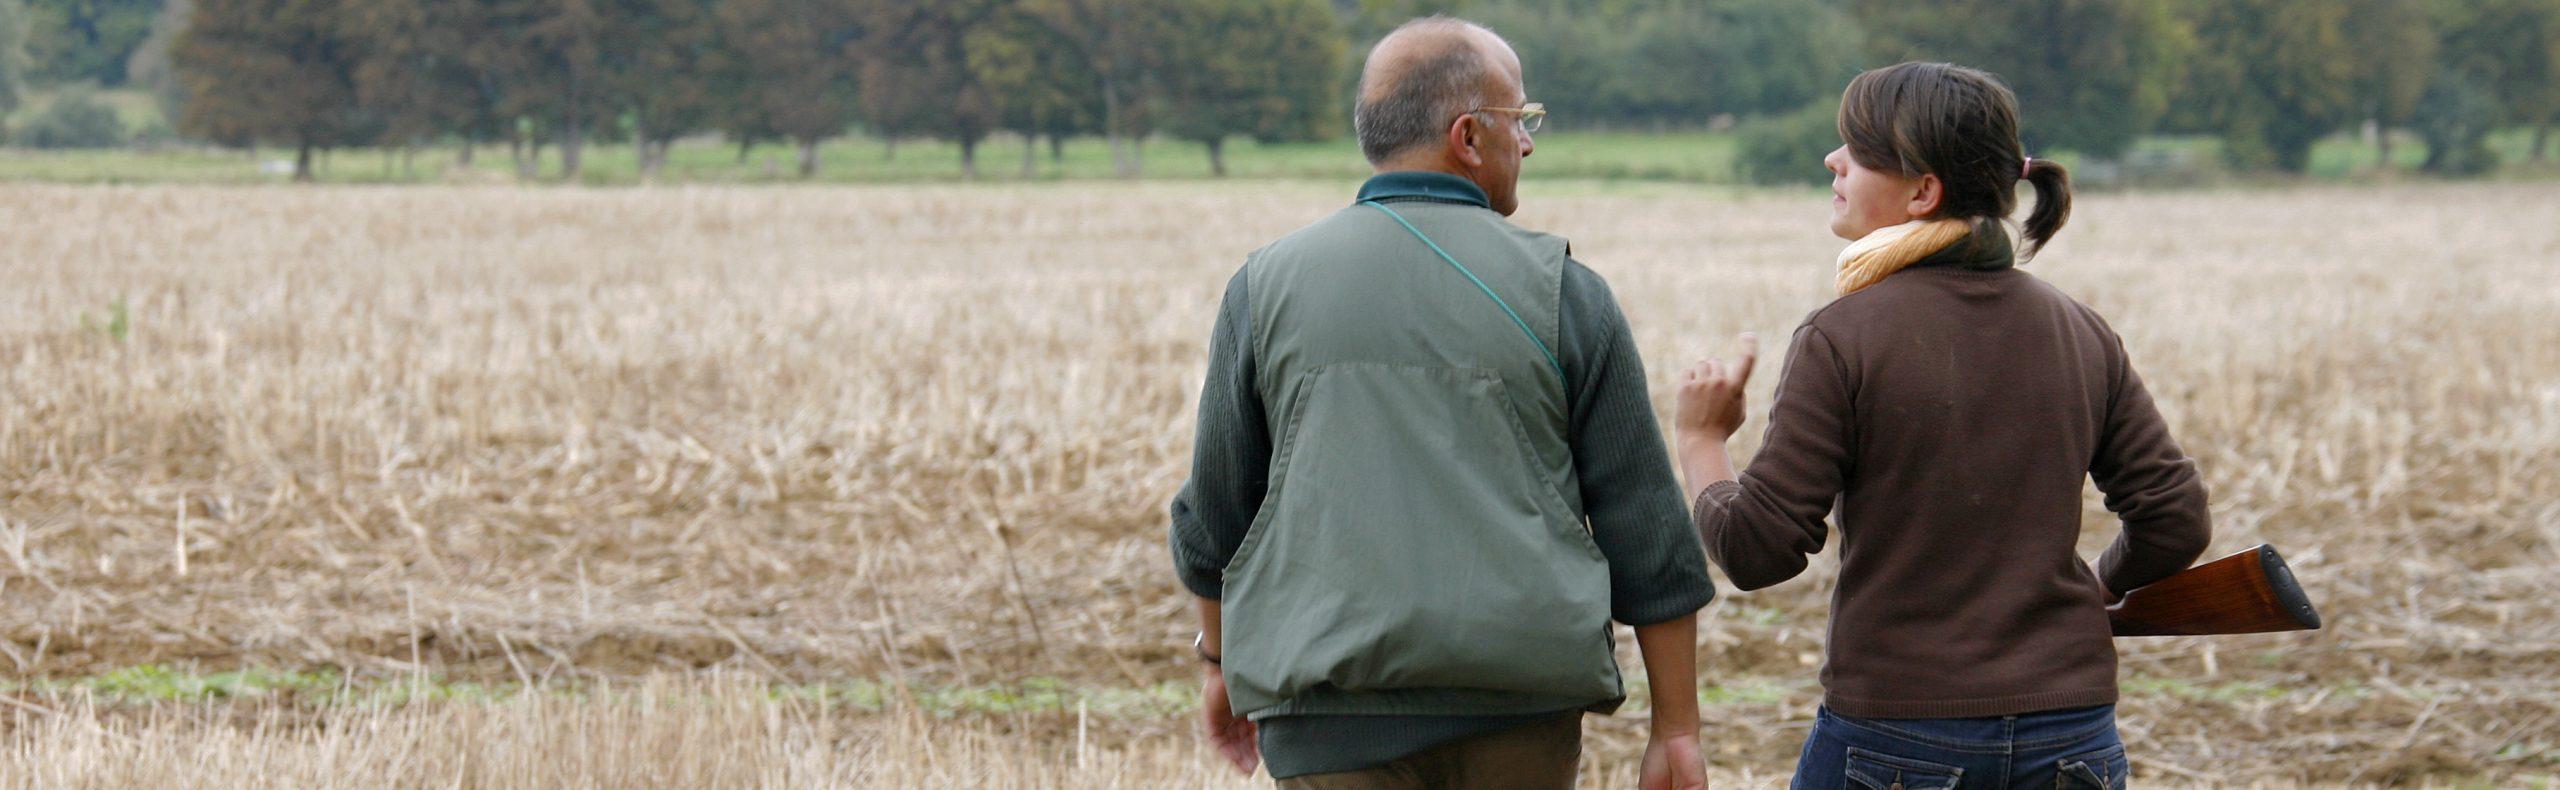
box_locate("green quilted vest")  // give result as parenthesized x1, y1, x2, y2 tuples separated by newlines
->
(1220, 197, 1623, 719)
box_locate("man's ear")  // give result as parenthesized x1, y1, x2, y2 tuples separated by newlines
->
(1907, 173, 1944, 218)
(1447, 114, 1486, 169)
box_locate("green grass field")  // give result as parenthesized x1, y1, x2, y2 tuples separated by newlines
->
(3, 87, 2554, 187)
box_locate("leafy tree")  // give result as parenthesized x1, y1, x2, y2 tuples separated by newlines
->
(502, 0, 607, 179)
(862, 0, 1005, 178)
(121, 0, 191, 126)
(17, 83, 125, 147)
(597, 0, 720, 179)
(390, 0, 612, 179)
(2339, 0, 2436, 169)
(173, 0, 373, 181)
(23, 0, 156, 85)
(2171, 0, 2359, 172)
(2473, 0, 2560, 163)
(1473, 0, 1860, 129)
(1615, 5, 1730, 123)
(1157, 0, 1343, 176)
(344, 0, 503, 167)
(2416, 0, 2560, 173)
(2412, 63, 2499, 175)
(711, 0, 861, 177)
(1735, 98, 1842, 185)
(1695, 0, 1863, 118)
(0, 0, 27, 122)
(1473, 1, 1634, 127)
(1020, 0, 1179, 176)
(965, 4, 1100, 176)
(1858, 0, 2188, 160)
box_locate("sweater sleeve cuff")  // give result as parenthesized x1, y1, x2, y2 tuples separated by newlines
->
(1614, 582, 1716, 626)
(1691, 479, 1744, 525)
(1169, 531, 1226, 600)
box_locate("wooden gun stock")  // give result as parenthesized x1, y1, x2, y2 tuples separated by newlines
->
(2108, 544, 2322, 637)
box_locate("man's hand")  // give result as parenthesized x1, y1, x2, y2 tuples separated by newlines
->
(1675, 332, 1759, 444)
(1640, 732, 1708, 790)
(1201, 667, 1259, 776)
(1192, 597, 1256, 775)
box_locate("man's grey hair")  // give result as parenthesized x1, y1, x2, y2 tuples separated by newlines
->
(1354, 17, 1505, 165)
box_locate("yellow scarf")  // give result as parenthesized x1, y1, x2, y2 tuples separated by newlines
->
(1834, 218, 1975, 296)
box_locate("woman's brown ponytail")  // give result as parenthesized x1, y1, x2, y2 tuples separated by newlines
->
(2019, 157, 2071, 260)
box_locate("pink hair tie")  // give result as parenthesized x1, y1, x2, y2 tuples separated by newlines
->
(2021, 157, 2034, 178)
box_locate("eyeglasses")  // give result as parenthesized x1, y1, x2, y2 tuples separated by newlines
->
(1474, 102, 1546, 133)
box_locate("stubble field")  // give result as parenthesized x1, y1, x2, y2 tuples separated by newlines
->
(0, 180, 2555, 787)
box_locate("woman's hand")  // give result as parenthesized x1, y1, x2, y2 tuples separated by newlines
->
(1675, 332, 1759, 443)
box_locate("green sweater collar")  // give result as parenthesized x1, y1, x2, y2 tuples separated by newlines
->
(1356, 171, 1491, 209)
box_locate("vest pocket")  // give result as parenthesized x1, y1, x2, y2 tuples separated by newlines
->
(1484, 374, 1607, 563)
(1218, 363, 1616, 714)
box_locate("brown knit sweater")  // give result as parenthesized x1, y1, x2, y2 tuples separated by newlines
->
(1693, 228, 2212, 719)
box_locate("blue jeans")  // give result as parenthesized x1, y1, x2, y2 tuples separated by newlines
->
(1790, 704, 2129, 789)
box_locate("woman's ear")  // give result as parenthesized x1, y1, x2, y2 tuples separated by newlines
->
(1907, 173, 1944, 218)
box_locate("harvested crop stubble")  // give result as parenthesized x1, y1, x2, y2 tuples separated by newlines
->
(0, 181, 2555, 784)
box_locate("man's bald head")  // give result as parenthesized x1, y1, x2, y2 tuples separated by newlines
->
(1353, 17, 1522, 166)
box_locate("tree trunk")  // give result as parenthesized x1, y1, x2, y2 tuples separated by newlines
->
(2536, 121, 2552, 163)
(561, 70, 588, 180)
(514, 137, 538, 180)
(1050, 134, 1065, 164)
(561, 117, 584, 180)
(1021, 135, 1037, 178)
(2270, 128, 2318, 174)
(2376, 125, 2394, 172)
(1206, 137, 1226, 178)
(457, 141, 474, 168)
(293, 142, 315, 183)
(960, 137, 979, 179)
(640, 138, 664, 182)
(1103, 73, 1134, 178)
(797, 138, 820, 178)
(737, 138, 753, 164)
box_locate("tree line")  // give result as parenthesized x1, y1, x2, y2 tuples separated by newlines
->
(134, 0, 1341, 180)
(1, 0, 2555, 181)
(1482, 0, 2560, 176)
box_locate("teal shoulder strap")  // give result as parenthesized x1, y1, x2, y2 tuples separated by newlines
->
(1359, 200, 1566, 381)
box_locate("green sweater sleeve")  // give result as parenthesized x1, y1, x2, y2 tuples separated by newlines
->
(1168, 268, 1267, 599)
(1560, 259, 1718, 625)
